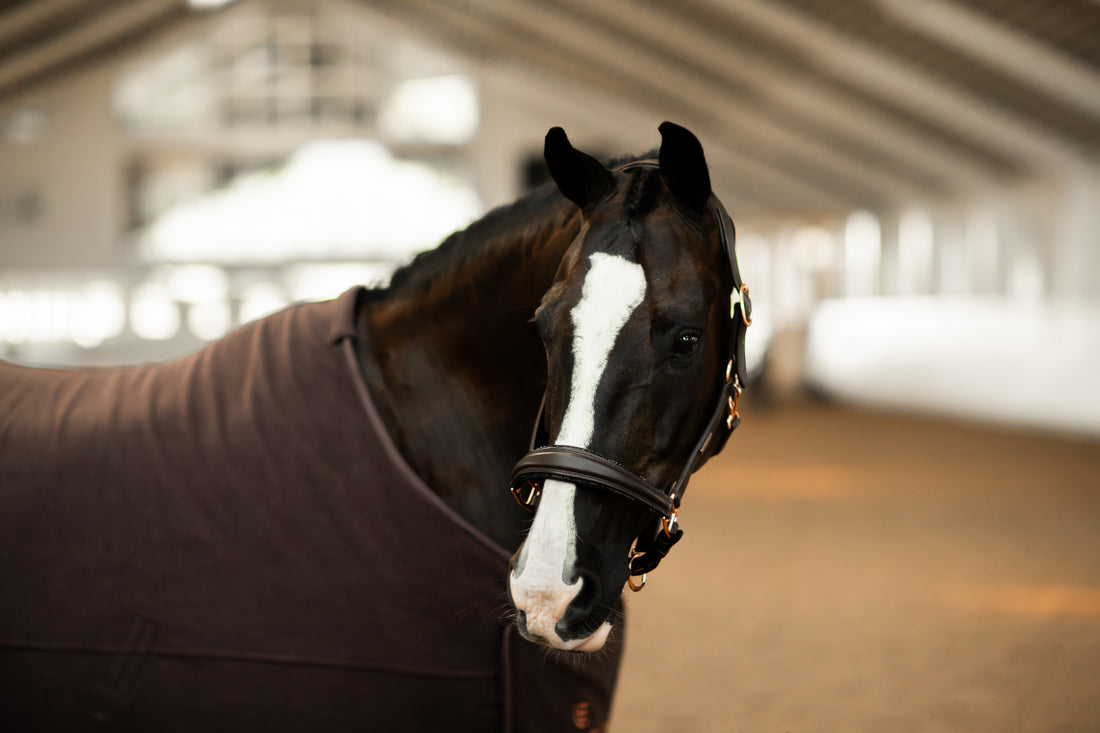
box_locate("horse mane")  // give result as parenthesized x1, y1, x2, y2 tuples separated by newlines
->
(370, 183, 566, 302)
(365, 149, 659, 302)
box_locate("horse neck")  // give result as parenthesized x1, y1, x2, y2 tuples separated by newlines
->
(355, 200, 580, 551)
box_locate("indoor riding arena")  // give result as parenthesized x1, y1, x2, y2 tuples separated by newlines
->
(612, 396, 1100, 732)
(1, 1, 1098, 731)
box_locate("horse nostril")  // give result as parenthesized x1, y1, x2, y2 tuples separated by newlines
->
(516, 610, 528, 636)
(556, 571, 604, 643)
(566, 571, 600, 619)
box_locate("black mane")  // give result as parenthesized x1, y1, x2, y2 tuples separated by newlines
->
(366, 149, 658, 302)
(363, 182, 565, 302)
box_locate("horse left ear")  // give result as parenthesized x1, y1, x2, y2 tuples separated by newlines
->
(658, 122, 712, 214)
(544, 127, 615, 211)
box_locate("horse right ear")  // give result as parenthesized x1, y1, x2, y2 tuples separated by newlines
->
(658, 122, 711, 214)
(544, 127, 614, 211)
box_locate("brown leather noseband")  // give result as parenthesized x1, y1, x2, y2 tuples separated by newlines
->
(512, 445, 674, 518)
(509, 161, 752, 589)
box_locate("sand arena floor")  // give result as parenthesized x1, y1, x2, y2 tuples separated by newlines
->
(608, 400, 1100, 733)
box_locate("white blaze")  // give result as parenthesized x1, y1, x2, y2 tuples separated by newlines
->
(511, 253, 646, 650)
(558, 253, 648, 447)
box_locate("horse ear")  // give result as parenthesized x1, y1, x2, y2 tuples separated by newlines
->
(544, 127, 614, 210)
(658, 122, 712, 214)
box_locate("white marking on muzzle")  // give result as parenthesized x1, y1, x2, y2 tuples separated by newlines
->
(511, 252, 645, 649)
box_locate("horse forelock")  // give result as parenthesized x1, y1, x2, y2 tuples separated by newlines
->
(623, 166, 663, 221)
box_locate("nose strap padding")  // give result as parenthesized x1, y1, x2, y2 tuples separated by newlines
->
(511, 446, 674, 518)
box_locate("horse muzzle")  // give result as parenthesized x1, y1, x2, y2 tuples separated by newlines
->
(509, 569, 613, 652)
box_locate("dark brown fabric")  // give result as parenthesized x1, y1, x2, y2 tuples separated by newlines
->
(0, 288, 620, 731)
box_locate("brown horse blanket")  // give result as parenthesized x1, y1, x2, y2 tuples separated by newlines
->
(0, 288, 620, 731)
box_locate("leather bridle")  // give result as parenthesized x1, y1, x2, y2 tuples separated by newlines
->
(509, 161, 752, 591)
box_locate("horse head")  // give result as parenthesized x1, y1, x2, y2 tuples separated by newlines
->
(508, 123, 749, 653)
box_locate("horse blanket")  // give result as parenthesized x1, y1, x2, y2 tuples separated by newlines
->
(0, 287, 620, 731)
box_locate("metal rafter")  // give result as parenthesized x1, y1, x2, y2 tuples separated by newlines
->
(0, 0, 183, 95)
(471, 65, 794, 214)
(455, 0, 929, 204)
(360, 0, 865, 214)
(0, 0, 90, 50)
(874, 0, 1100, 120)
(701, 0, 1088, 172)
(550, 0, 1001, 191)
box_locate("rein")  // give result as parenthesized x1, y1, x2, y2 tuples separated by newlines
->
(509, 161, 752, 591)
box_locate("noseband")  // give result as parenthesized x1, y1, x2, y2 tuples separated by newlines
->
(510, 161, 752, 590)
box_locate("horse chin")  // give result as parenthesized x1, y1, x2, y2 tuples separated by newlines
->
(518, 620, 613, 654)
(571, 621, 613, 653)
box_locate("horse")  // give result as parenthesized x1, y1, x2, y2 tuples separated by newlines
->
(0, 122, 749, 731)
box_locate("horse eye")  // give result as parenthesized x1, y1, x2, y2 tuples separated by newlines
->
(674, 331, 701, 355)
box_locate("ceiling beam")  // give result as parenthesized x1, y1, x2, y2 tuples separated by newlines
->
(0, 0, 183, 95)
(354, 1, 780, 215)
(358, 0, 863, 214)
(455, 0, 930, 205)
(702, 0, 1087, 173)
(0, 0, 89, 50)
(874, 0, 1100, 120)
(553, 0, 1001, 191)
(483, 66, 843, 215)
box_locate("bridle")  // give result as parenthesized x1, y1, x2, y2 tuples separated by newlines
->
(509, 161, 752, 591)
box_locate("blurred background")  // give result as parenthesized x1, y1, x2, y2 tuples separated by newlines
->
(1, 0, 1097, 730)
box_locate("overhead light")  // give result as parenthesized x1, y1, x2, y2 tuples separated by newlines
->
(790, 226, 837, 272)
(379, 76, 479, 145)
(1, 106, 47, 145)
(239, 282, 287, 324)
(284, 263, 395, 302)
(187, 0, 235, 10)
(130, 282, 181, 341)
(72, 280, 127, 348)
(0, 291, 31, 344)
(142, 139, 482, 264)
(843, 211, 882, 298)
(163, 264, 230, 303)
(897, 209, 934, 295)
(187, 301, 232, 341)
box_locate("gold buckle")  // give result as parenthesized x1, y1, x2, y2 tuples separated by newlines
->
(731, 284, 752, 327)
(661, 496, 679, 538)
(627, 548, 647, 592)
(510, 480, 540, 513)
(727, 376, 743, 430)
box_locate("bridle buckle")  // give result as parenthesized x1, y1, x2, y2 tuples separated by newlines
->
(510, 480, 541, 513)
(727, 376, 743, 430)
(661, 495, 679, 538)
(731, 283, 752, 327)
(627, 548, 647, 592)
